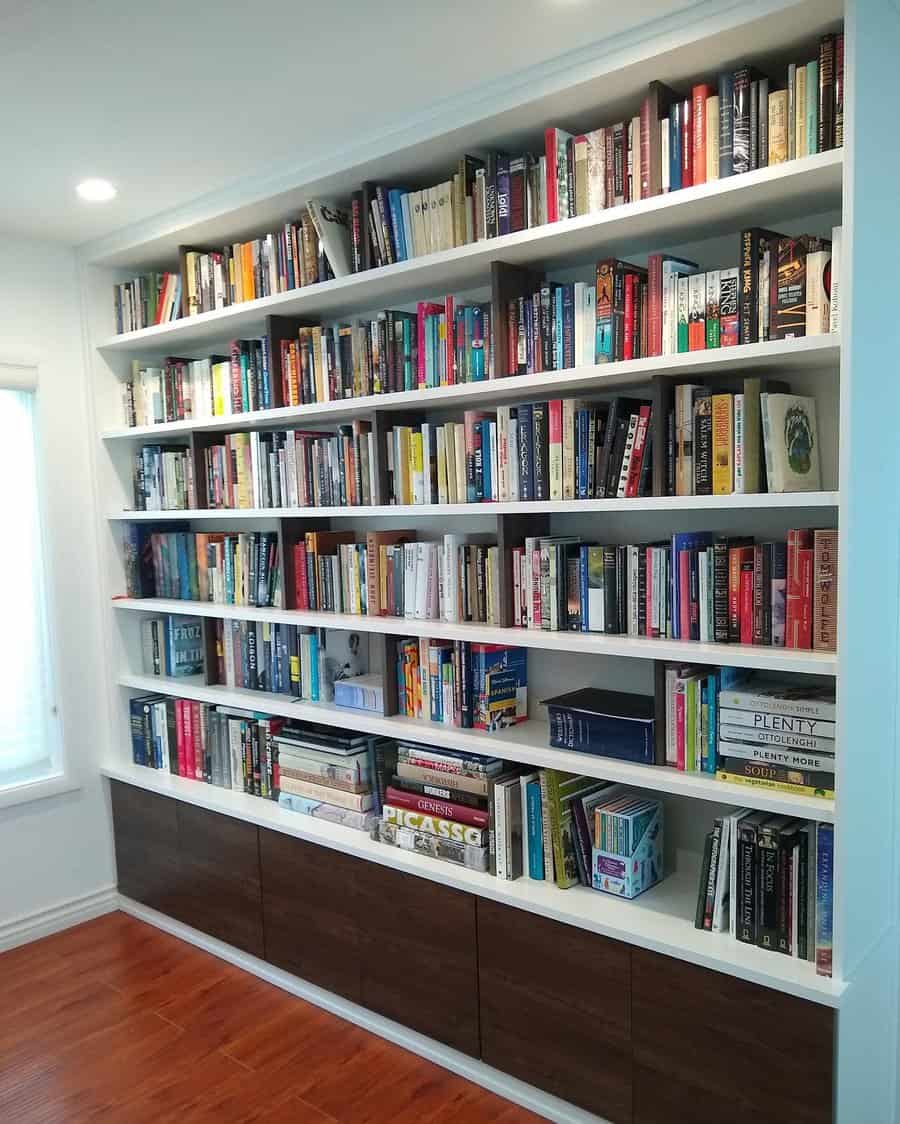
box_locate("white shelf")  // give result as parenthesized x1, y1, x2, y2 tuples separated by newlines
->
(98, 151, 843, 356)
(113, 598, 837, 676)
(99, 759, 844, 1007)
(108, 490, 840, 522)
(101, 335, 841, 441)
(116, 671, 835, 819)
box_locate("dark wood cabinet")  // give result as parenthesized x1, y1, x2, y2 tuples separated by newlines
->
(175, 802, 264, 958)
(259, 829, 362, 1003)
(109, 779, 837, 1119)
(357, 863, 480, 1057)
(478, 898, 632, 1124)
(109, 780, 184, 921)
(631, 948, 834, 1124)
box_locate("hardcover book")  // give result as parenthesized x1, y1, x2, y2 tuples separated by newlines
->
(761, 393, 821, 492)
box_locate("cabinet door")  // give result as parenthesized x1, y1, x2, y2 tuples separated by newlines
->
(175, 802, 264, 958)
(478, 898, 632, 1123)
(358, 864, 479, 1057)
(632, 948, 834, 1124)
(109, 779, 184, 921)
(259, 829, 362, 1003)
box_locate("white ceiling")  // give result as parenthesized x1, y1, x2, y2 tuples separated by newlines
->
(1, 0, 695, 247)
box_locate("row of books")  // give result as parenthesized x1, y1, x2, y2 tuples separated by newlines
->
(396, 639, 527, 732)
(670, 384, 821, 497)
(197, 422, 375, 511)
(504, 527, 836, 651)
(139, 615, 203, 679)
(385, 398, 653, 507)
(132, 445, 195, 511)
(293, 530, 504, 626)
(212, 619, 324, 701)
(114, 272, 181, 335)
(694, 811, 833, 977)
(129, 529, 281, 606)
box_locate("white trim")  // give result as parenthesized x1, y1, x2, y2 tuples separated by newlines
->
(118, 894, 609, 1124)
(0, 885, 118, 952)
(0, 769, 80, 810)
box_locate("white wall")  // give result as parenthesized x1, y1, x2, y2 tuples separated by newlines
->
(0, 234, 115, 930)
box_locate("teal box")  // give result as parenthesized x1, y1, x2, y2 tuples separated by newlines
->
(591, 801, 664, 899)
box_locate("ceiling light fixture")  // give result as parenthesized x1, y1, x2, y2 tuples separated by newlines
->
(76, 178, 117, 202)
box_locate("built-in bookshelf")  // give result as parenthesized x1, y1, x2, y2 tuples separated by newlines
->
(81, 0, 897, 1117)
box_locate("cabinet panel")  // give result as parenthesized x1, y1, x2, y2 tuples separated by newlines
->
(477, 898, 632, 1124)
(259, 829, 362, 1003)
(632, 948, 834, 1124)
(175, 802, 264, 958)
(357, 864, 479, 1057)
(109, 780, 185, 922)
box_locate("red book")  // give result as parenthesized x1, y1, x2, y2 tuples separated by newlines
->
(181, 699, 194, 779)
(544, 128, 572, 222)
(507, 299, 518, 376)
(293, 541, 308, 609)
(625, 406, 652, 497)
(623, 274, 636, 360)
(647, 253, 663, 357)
(191, 701, 204, 781)
(692, 84, 711, 185)
(797, 548, 814, 649)
(786, 529, 814, 648)
(385, 786, 489, 829)
(729, 546, 753, 641)
(548, 398, 563, 455)
(681, 97, 693, 189)
(416, 302, 442, 387)
(679, 550, 691, 639)
(229, 340, 244, 414)
(739, 563, 754, 644)
(175, 699, 186, 777)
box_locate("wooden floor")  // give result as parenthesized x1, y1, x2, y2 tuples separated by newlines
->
(0, 911, 546, 1124)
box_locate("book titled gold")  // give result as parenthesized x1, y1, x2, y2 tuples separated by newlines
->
(716, 771, 833, 800)
(711, 394, 733, 495)
(768, 90, 788, 165)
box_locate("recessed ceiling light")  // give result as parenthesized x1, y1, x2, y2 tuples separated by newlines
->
(76, 178, 117, 202)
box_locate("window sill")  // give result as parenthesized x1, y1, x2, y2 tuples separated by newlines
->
(0, 769, 80, 810)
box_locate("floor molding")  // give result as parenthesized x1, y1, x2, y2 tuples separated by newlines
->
(0, 885, 118, 952)
(119, 895, 608, 1124)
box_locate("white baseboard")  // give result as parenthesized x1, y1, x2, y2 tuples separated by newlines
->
(119, 895, 609, 1124)
(0, 885, 118, 952)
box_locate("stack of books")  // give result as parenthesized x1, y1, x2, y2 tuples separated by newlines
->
(695, 810, 833, 977)
(396, 640, 527, 731)
(715, 679, 836, 799)
(374, 743, 500, 871)
(276, 722, 378, 831)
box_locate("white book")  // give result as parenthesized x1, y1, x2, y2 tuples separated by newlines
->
(421, 423, 433, 505)
(806, 247, 832, 336)
(615, 413, 639, 497)
(436, 426, 448, 504)
(454, 425, 467, 502)
(761, 393, 821, 493)
(829, 225, 842, 334)
(497, 406, 510, 501)
(489, 421, 499, 501)
(711, 817, 730, 932)
(494, 776, 508, 879)
(582, 286, 596, 366)
(442, 534, 462, 622)
(306, 199, 353, 278)
(508, 416, 520, 501)
(413, 542, 430, 619)
(403, 542, 417, 619)
(573, 282, 586, 372)
(733, 393, 745, 493)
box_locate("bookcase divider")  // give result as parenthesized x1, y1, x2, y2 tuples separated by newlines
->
(490, 261, 546, 378)
(374, 633, 400, 717)
(201, 617, 219, 686)
(649, 374, 673, 498)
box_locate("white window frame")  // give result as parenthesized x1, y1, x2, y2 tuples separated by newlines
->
(0, 360, 78, 809)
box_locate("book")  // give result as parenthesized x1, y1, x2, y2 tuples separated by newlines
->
(544, 688, 657, 765)
(761, 394, 821, 492)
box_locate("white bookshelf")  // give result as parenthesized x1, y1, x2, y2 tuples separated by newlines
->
(80, 0, 862, 1049)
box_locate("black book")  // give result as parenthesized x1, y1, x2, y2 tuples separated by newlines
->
(485, 152, 503, 240)
(605, 415, 629, 499)
(638, 430, 653, 497)
(693, 389, 713, 495)
(818, 34, 836, 152)
(718, 71, 734, 178)
(712, 538, 730, 643)
(757, 817, 795, 953)
(702, 820, 723, 931)
(597, 397, 645, 498)
(603, 546, 618, 635)
(758, 77, 770, 166)
(732, 66, 764, 174)
(532, 401, 549, 501)
(736, 813, 766, 944)
(637, 545, 648, 635)
(665, 408, 676, 496)
(749, 79, 759, 171)
(739, 227, 785, 345)
(358, 182, 378, 272)
(695, 831, 714, 929)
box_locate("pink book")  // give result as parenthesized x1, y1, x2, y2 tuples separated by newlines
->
(675, 686, 686, 771)
(679, 551, 691, 639)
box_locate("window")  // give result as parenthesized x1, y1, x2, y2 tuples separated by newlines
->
(0, 375, 61, 790)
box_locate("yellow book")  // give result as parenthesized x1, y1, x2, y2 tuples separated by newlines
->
(716, 772, 833, 800)
(411, 430, 425, 505)
(436, 428, 448, 503)
(184, 251, 199, 315)
(397, 426, 412, 505)
(711, 393, 733, 496)
(795, 66, 807, 158)
(232, 243, 243, 303)
(312, 327, 325, 402)
(228, 250, 238, 304)
(233, 433, 253, 509)
(768, 91, 788, 165)
(379, 545, 389, 612)
(242, 243, 254, 302)
(705, 96, 720, 181)
(444, 423, 458, 503)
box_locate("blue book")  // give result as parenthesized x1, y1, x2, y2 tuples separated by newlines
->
(545, 688, 656, 765)
(562, 283, 575, 369)
(815, 823, 834, 978)
(669, 102, 682, 191)
(579, 545, 589, 633)
(260, 336, 272, 410)
(554, 285, 564, 370)
(718, 72, 734, 178)
(517, 403, 534, 501)
(670, 531, 712, 640)
(400, 194, 414, 263)
(388, 190, 407, 261)
(526, 780, 544, 879)
(471, 305, 485, 380)
(706, 671, 718, 774)
(164, 615, 203, 678)
(129, 696, 148, 765)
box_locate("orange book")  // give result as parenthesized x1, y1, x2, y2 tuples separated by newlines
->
(692, 84, 711, 185)
(242, 242, 254, 302)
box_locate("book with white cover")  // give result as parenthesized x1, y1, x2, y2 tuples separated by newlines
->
(761, 393, 821, 492)
(306, 199, 353, 277)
